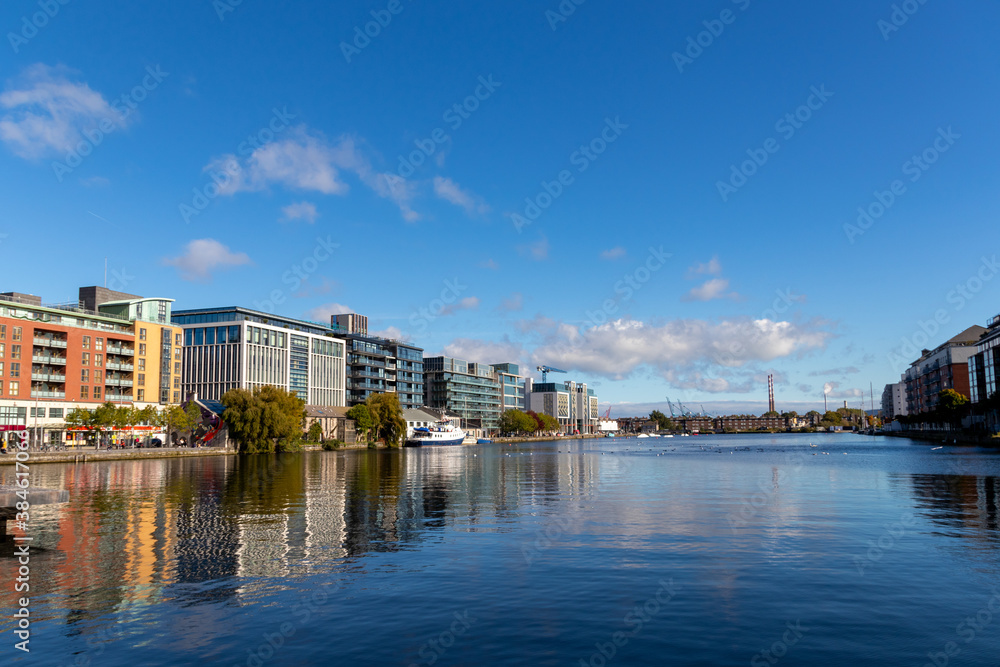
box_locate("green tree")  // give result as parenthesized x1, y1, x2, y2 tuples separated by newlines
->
(762, 411, 780, 419)
(499, 409, 537, 435)
(346, 404, 374, 444)
(650, 410, 675, 431)
(938, 389, 970, 429)
(221, 386, 306, 454)
(307, 421, 324, 443)
(539, 414, 560, 432)
(366, 393, 406, 447)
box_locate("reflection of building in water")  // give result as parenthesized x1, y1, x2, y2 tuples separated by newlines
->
(173, 459, 241, 589)
(909, 473, 1000, 538)
(303, 453, 348, 563)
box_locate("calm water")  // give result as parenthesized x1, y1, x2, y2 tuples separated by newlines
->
(2, 434, 1000, 666)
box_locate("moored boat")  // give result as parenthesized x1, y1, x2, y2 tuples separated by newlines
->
(405, 420, 466, 446)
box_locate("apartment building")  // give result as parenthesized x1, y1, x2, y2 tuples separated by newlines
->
(525, 377, 599, 434)
(423, 356, 502, 431)
(331, 313, 424, 409)
(903, 324, 984, 415)
(968, 314, 1000, 406)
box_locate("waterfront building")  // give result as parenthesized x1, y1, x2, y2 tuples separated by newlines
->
(330, 313, 424, 409)
(403, 407, 442, 438)
(491, 363, 525, 411)
(88, 288, 184, 406)
(0, 288, 182, 446)
(902, 324, 985, 415)
(525, 377, 599, 434)
(304, 405, 357, 445)
(172, 306, 346, 405)
(423, 356, 502, 432)
(881, 382, 907, 421)
(968, 314, 1000, 406)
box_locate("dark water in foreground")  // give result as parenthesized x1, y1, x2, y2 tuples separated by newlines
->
(2, 434, 1000, 666)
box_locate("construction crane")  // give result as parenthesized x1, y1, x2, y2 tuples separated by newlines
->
(536, 365, 567, 383)
(665, 397, 677, 418)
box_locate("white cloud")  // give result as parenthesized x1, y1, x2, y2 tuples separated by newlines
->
(281, 201, 319, 223)
(371, 326, 409, 341)
(433, 176, 489, 216)
(79, 175, 110, 187)
(529, 317, 832, 381)
(600, 246, 627, 260)
(499, 292, 524, 313)
(162, 239, 252, 283)
(441, 296, 480, 316)
(519, 235, 549, 261)
(439, 337, 527, 367)
(687, 256, 722, 278)
(204, 128, 419, 222)
(0, 64, 128, 160)
(305, 303, 352, 322)
(682, 278, 739, 302)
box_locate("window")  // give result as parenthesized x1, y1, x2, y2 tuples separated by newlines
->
(138, 358, 145, 371)
(80, 386, 89, 399)
(94, 386, 102, 400)
(82, 335, 90, 349)
(82, 352, 90, 365)
(138, 373, 145, 386)
(81, 369, 89, 383)
(9, 363, 18, 378)
(174, 362, 180, 374)
(174, 348, 180, 360)
(95, 354, 103, 367)
(139, 343, 146, 355)
(175, 333, 182, 346)
(0, 343, 4, 357)
(12, 327, 21, 341)
(173, 377, 180, 388)
(94, 370, 102, 383)
(0, 362, 3, 375)
(205, 327, 215, 345)
(11, 345, 20, 360)
(9, 381, 18, 395)
(49, 408, 63, 418)
(0, 324, 4, 338)
(139, 328, 147, 341)
(95, 337, 103, 351)
(173, 391, 179, 403)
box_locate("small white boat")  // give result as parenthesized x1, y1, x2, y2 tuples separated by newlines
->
(406, 420, 466, 446)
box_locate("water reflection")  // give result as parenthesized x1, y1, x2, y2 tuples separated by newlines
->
(2, 437, 1000, 665)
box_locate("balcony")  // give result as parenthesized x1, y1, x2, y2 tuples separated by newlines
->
(31, 391, 66, 399)
(33, 337, 68, 348)
(105, 393, 132, 401)
(106, 361, 135, 371)
(107, 346, 135, 357)
(32, 354, 67, 365)
(32, 372, 67, 383)
(105, 377, 134, 387)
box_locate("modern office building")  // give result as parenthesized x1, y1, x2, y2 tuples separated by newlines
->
(902, 324, 985, 415)
(968, 314, 1000, 406)
(423, 356, 501, 431)
(173, 306, 346, 406)
(881, 382, 907, 421)
(330, 312, 424, 409)
(525, 377, 599, 434)
(491, 363, 525, 411)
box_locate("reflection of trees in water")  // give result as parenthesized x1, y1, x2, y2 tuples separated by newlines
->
(343, 450, 404, 556)
(908, 473, 1000, 538)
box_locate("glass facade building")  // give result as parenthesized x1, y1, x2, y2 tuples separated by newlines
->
(423, 357, 501, 431)
(173, 307, 345, 405)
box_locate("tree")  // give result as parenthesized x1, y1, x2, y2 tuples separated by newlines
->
(346, 404, 374, 444)
(762, 411, 780, 419)
(539, 413, 560, 432)
(499, 409, 536, 435)
(366, 393, 406, 447)
(650, 410, 675, 431)
(938, 389, 970, 429)
(307, 421, 324, 443)
(221, 386, 306, 454)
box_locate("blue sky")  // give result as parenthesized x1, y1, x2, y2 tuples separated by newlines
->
(2, 0, 999, 416)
